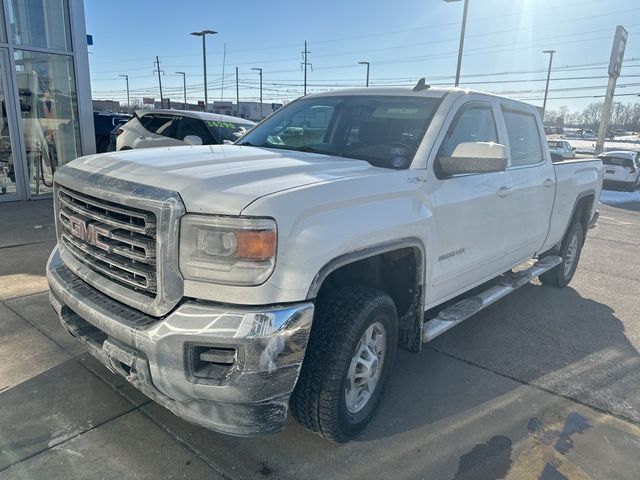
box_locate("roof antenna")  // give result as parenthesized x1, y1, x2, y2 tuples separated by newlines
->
(413, 78, 430, 91)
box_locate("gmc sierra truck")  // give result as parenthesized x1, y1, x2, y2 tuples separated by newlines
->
(47, 85, 603, 442)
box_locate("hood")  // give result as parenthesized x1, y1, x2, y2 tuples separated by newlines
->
(67, 145, 383, 214)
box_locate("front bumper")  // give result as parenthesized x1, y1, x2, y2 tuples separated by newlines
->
(47, 246, 314, 436)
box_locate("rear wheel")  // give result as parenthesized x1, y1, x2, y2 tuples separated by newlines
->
(290, 285, 397, 442)
(540, 222, 585, 287)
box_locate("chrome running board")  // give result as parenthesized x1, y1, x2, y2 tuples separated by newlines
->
(422, 256, 563, 343)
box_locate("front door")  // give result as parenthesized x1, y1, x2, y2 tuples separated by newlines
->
(428, 100, 511, 303)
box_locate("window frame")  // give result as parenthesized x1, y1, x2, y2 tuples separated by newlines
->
(432, 100, 501, 180)
(500, 106, 546, 170)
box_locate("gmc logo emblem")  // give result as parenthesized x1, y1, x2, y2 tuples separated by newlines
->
(65, 214, 113, 252)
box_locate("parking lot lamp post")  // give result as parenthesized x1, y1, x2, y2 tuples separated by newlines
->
(444, 0, 469, 87)
(252, 67, 263, 119)
(191, 30, 217, 111)
(542, 50, 556, 121)
(358, 61, 370, 87)
(118, 74, 130, 112)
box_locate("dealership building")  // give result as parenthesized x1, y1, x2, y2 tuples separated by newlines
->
(0, 0, 93, 202)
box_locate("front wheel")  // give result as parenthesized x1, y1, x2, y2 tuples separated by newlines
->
(290, 286, 398, 442)
(540, 222, 585, 287)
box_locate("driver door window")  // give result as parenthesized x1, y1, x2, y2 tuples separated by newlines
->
(435, 104, 498, 177)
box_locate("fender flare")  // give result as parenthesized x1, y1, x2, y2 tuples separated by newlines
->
(305, 237, 427, 300)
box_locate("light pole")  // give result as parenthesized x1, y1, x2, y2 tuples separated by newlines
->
(444, 0, 469, 87)
(542, 49, 556, 121)
(175, 72, 187, 109)
(190, 29, 217, 111)
(358, 61, 370, 87)
(118, 74, 130, 111)
(252, 67, 263, 119)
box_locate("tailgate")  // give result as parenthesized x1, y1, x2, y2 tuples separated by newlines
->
(603, 164, 632, 181)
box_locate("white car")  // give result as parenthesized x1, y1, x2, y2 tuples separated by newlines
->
(116, 109, 255, 150)
(598, 150, 640, 191)
(547, 140, 576, 159)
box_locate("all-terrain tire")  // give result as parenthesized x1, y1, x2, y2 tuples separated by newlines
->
(290, 285, 398, 442)
(539, 222, 585, 287)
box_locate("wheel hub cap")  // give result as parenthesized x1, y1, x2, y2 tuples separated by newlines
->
(345, 321, 387, 414)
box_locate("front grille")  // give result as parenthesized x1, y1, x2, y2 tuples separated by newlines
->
(57, 185, 158, 295)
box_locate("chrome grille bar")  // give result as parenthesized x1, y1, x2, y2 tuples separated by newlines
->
(58, 186, 156, 236)
(61, 233, 156, 292)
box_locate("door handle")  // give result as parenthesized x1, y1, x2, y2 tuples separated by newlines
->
(543, 178, 555, 188)
(496, 186, 512, 197)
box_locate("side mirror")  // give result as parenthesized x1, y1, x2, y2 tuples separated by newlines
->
(436, 142, 508, 176)
(183, 135, 203, 146)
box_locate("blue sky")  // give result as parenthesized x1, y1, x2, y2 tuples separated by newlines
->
(85, 0, 640, 113)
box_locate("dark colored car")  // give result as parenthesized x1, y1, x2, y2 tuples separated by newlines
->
(93, 111, 131, 153)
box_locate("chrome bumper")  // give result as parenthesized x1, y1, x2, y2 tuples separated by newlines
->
(47, 246, 314, 436)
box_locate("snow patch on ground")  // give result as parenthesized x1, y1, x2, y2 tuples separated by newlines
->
(599, 189, 640, 206)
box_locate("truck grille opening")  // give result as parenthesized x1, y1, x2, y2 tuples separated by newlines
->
(56, 185, 158, 295)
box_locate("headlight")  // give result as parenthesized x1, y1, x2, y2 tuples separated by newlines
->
(179, 215, 277, 286)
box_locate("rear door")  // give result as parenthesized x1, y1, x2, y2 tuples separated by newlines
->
(499, 105, 555, 264)
(429, 98, 511, 301)
(135, 114, 181, 149)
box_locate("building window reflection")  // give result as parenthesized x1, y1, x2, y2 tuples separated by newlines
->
(7, 0, 71, 51)
(15, 49, 81, 194)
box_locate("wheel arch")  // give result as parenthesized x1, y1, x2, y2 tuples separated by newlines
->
(306, 238, 427, 353)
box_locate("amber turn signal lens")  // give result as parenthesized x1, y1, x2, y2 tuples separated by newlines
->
(236, 230, 277, 260)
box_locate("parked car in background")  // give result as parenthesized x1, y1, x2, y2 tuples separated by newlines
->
(598, 150, 640, 191)
(93, 111, 131, 153)
(547, 140, 576, 159)
(116, 109, 255, 150)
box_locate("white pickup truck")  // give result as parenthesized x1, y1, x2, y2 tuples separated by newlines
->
(47, 85, 603, 442)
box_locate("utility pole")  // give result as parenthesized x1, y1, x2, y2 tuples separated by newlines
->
(220, 42, 227, 102)
(153, 56, 164, 106)
(118, 74, 130, 111)
(444, 0, 470, 87)
(301, 41, 312, 96)
(541, 50, 556, 121)
(191, 30, 217, 111)
(175, 71, 186, 108)
(235, 66, 240, 117)
(596, 25, 628, 155)
(252, 67, 263, 119)
(358, 61, 370, 87)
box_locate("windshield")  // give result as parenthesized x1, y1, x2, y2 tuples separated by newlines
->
(548, 141, 562, 148)
(205, 120, 254, 143)
(237, 95, 441, 169)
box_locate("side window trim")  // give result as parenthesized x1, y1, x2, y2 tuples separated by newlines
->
(500, 105, 546, 170)
(432, 100, 500, 179)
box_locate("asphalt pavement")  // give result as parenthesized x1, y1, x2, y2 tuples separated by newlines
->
(1, 193, 639, 480)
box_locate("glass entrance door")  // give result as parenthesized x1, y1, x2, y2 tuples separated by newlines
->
(0, 48, 22, 201)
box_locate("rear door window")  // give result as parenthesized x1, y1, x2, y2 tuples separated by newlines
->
(502, 108, 543, 167)
(139, 114, 177, 138)
(175, 116, 215, 144)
